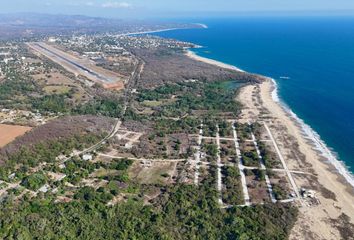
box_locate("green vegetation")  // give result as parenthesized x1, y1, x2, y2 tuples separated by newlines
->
(258, 142, 280, 168)
(109, 158, 133, 171)
(218, 120, 232, 137)
(242, 150, 259, 167)
(0, 66, 80, 113)
(32, 94, 71, 113)
(74, 186, 113, 204)
(273, 185, 288, 200)
(154, 117, 200, 135)
(203, 143, 218, 157)
(0, 134, 103, 181)
(0, 69, 39, 109)
(203, 118, 218, 137)
(138, 84, 183, 101)
(75, 98, 123, 118)
(0, 46, 299, 238)
(0, 182, 297, 239)
(222, 166, 244, 205)
(20, 172, 47, 191)
(137, 82, 242, 118)
(235, 123, 252, 140)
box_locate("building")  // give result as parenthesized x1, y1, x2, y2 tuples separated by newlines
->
(82, 154, 93, 161)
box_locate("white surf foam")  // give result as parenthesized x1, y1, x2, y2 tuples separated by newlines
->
(269, 78, 354, 188)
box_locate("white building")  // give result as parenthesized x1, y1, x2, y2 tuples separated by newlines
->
(82, 154, 93, 161)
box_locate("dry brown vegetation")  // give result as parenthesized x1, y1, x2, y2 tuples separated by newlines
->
(130, 48, 264, 89)
(0, 124, 32, 147)
(0, 115, 115, 161)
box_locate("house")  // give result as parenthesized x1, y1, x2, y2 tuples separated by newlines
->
(38, 184, 50, 193)
(82, 154, 93, 161)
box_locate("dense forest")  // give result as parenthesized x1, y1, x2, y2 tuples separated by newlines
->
(0, 183, 298, 239)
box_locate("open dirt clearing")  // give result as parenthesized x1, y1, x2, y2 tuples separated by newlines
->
(0, 124, 32, 147)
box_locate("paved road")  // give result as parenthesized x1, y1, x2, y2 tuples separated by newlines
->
(28, 42, 117, 84)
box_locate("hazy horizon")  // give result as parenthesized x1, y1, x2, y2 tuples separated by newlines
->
(1, 0, 354, 19)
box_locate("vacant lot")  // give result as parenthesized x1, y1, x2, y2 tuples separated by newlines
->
(129, 161, 177, 185)
(0, 124, 32, 147)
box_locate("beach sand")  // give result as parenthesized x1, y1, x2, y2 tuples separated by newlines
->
(137, 35, 353, 239)
(185, 50, 245, 72)
(238, 80, 354, 240)
(185, 51, 354, 239)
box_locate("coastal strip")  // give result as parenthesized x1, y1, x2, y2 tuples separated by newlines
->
(121, 23, 208, 37)
(185, 50, 245, 72)
(185, 49, 354, 190)
(269, 78, 354, 189)
(186, 49, 354, 237)
(121, 28, 182, 36)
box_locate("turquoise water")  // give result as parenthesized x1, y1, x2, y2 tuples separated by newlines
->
(154, 17, 354, 176)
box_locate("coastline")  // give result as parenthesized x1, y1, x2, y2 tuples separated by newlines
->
(269, 78, 354, 189)
(185, 50, 354, 190)
(186, 50, 354, 237)
(121, 23, 208, 37)
(243, 79, 354, 238)
(121, 28, 182, 36)
(185, 49, 245, 72)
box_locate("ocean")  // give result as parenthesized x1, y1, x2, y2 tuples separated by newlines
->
(153, 17, 354, 184)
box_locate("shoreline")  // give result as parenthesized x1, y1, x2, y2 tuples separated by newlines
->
(268, 78, 354, 189)
(185, 49, 245, 72)
(185, 49, 354, 189)
(120, 28, 182, 36)
(238, 79, 354, 238)
(120, 23, 208, 37)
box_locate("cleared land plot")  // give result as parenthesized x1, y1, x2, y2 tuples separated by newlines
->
(245, 169, 270, 204)
(0, 124, 32, 147)
(126, 132, 189, 159)
(129, 161, 177, 185)
(43, 85, 71, 95)
(32, 72, 75, 85)
(219, 140, 236, 164)
(254, 124, 271, 141)
(258, 141, 282, 168)
(268, 171, 293, 200)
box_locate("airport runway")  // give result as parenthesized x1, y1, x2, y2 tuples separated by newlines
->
(28, 42, 118, 84)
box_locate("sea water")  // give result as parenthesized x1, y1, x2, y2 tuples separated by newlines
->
(153, 16, 354, 184)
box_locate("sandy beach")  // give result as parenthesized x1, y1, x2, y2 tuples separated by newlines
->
(238, 80, 354, 240)
(121, 28, 182, 36)
(185, 51, 354, 238)
(185, 50, 245, 72)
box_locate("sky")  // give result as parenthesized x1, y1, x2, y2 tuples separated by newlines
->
(1, 0, 354, 18)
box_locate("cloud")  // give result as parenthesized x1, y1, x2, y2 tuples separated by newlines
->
(101, 2, 132, 9)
